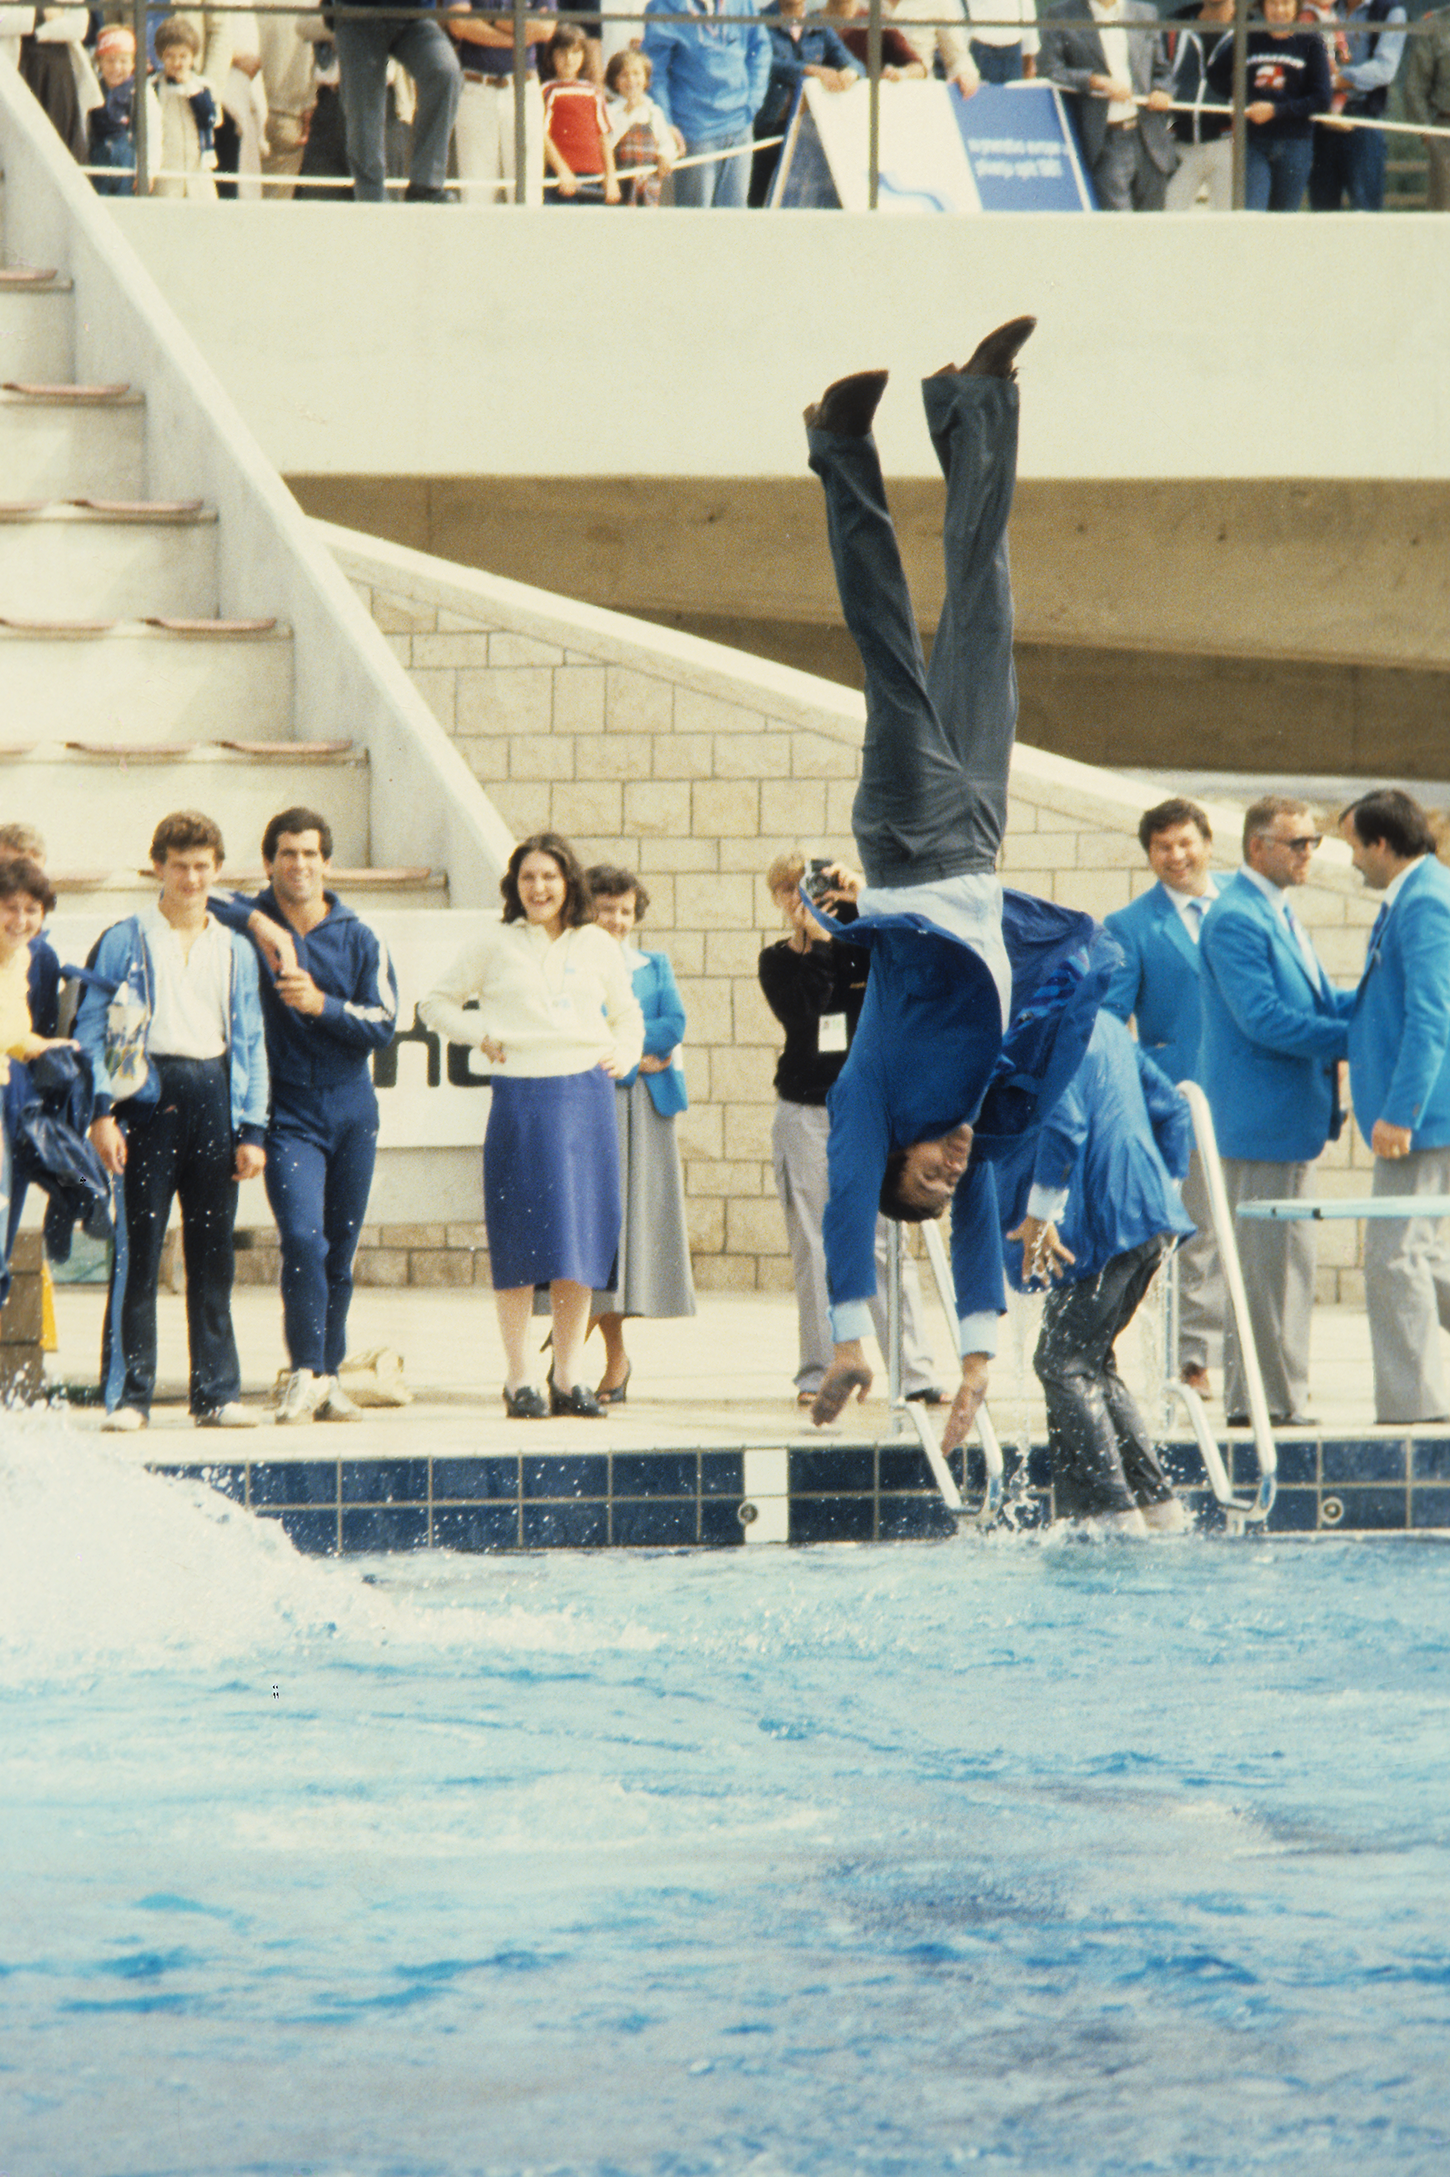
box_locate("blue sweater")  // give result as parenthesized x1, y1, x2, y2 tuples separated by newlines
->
(209, 887, 398, 1099)
(643, 0, 773, 144)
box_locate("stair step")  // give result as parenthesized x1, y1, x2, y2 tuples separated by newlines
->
(0, 268, 63, 287)
(0, 505, 218, 617)
(10, 759, 371, 867)
(0, 619, 293, 741)
(60, 739, 354, 761)
(0, 391, 144, 498)
(1, 381, 133, 402)
(0, 285, 73, 380)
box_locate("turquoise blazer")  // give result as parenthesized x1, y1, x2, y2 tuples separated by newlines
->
(1198, 870, 1351, 1163)
(618, 949, 688, 1117)
(1103, 881, 1209, 1088)
(1349, 854, 1450, 1149)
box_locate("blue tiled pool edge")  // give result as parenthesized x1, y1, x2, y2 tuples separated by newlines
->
(147, 1435, 1450, 1554)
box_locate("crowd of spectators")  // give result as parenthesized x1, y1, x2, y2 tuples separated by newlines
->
(3, 0, 1436, 211)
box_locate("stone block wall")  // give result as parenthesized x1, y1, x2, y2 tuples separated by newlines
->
(323, 526, 1382, 1303)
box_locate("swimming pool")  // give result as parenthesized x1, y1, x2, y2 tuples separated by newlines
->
(4, 1406, 1449, 2176)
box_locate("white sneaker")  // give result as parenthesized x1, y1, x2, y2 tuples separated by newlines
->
(101, 1405, 146, 1433)
(315, 1378, 363, 1423)
(196, 1402, 261, 1430)
(276, 1369, 329, 1425)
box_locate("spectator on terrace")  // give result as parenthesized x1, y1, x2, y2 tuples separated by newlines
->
(449, 0, 554, 206)
(1164, 0, 1234, 209)
(751, 0, 859, 205)
(1206, 0, 1330, 210)
(254, 7, 316, 195)
(604, 47, 679, 205)
(332, 0, 461, 201)
(963, 0, 1039, 84)
(213, 9, 269, 197)
(150, 14, 219, 199)
(823, 0, 926, 79)
(1039, 0, 1177, 210)
(16, 7, 97, 162)
(542, 23, 620, 201)
(0, 826, 59, 1041)
(1403, 2, 1450, 208)
(1307, 0, 1406, 211)
(88, 24, 137, 192)
(642, 0, 771, 208)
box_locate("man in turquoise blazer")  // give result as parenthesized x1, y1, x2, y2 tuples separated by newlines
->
(1104, 796, 1223, 1396)
(1198, 796, 1352, 1424)
(1341, 789, 1450, 1422)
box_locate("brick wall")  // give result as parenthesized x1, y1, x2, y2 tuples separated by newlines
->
(324, 526, 1382, 1303)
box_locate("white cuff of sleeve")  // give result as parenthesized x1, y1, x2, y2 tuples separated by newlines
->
(1027, 1183, 1069, 1224)
(957, 1310, 998, 1360)
(829, 1299, 874, 1345)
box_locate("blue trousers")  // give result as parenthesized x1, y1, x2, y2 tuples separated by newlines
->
(672, 125, 752, 207)
(1245, 133, 1313, 212)
(807, 374, 1019, 888)
(264, 1078, 378, 1375)
(334, 16, 461, 200)
(1308, 117, 1387, 211)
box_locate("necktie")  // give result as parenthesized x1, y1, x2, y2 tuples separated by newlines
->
(1184, 897, 1206, 943)
(1368, 903, 1388, 958)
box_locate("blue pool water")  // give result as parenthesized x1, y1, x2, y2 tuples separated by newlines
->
(3, 1409, 1450, 2177)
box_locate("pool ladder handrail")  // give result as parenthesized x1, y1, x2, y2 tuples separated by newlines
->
(1165, 1083, 1277, 1531)
(884, 1218, 1004, 1528)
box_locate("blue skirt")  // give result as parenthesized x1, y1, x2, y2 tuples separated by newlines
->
(483, 1069, 621, 1291)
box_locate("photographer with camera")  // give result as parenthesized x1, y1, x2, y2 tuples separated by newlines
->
(759, 850, 942, 1410)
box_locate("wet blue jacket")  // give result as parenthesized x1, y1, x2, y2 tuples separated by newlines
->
(209, 887, 398, 1103)
(818, 889, 1117, 1350)
(996, 1013, 1195, 1290)
(1348, 853, 1450, 1148)
(643, 0, 773, 144)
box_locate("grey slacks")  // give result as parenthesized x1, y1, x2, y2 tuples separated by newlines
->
(772, 1099, 938, 1396)
(1177, 1146, 1225, 1375)
(1364, 1146, 1450, 1423)
(1220, 1157, 1315, 1420)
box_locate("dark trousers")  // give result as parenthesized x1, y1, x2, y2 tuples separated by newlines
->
(1035, 1236, 1175, 1519)
(264, 1077, 378, 1376)
(970, 39, 1024, 81)
(104, 1056, 241, 1417)
(1308, 119, 1387, 211)
(806, 374, 1019, 887)
(334, 16, 461, 200)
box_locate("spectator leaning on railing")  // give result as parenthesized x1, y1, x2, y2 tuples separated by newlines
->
(642, 0, 772, 207)
(963, 0, 1039, 85)
(1307, 0, 1407, 213)
(1402, 2, 1450, 210)
(1038, 0, 1177, 211)
(1163, 0, 1234, 210)
(751, 0, 859, 207)
(332, 0, 462, 201)
(1207, 0, 1331, 212)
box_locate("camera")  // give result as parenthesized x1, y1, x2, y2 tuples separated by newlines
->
(800, 859, 834, 906)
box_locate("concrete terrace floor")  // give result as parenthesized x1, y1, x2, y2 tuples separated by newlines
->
(46, 1280, 1412, 1458)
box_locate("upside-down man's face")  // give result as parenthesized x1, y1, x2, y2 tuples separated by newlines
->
(899, 1124, 974, 1214)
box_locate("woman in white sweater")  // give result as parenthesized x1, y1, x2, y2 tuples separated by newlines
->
(420, 833, 643, 1421)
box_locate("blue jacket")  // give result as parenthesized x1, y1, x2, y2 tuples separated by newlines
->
(74, 910, 269, 1142)
(757, 12, 860, 130)
(1198, 870, 1351, 1163)
(1102, 881, 1209, 1088)
(996, 1014, 1195, 1288)
(1348, 854, 1450, 1149)
(618, 948, 689, 1118)
(643, 0, 773, 145)
(820, 888, 1117, 1347)
(209, 887, 397, 1104)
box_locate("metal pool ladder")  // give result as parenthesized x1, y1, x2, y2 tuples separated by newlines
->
(883, 1219, 1004, 1529)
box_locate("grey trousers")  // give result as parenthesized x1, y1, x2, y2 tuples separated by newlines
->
(1092, 124, 1169, 211)
(1220, 1157, 1315, 1419)
(1364, 1147, 1450, 1423)
(772, 1099, 938, 1396)
(1177, 1146, 1225, 1375)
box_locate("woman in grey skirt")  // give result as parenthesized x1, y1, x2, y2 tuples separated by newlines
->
(587, 867, 697, 1401)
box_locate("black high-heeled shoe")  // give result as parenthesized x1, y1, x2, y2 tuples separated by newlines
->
(595, 1364, 631, 1406)
(547, 1367, 605, 1420)
(503, 1383, 548, 1420)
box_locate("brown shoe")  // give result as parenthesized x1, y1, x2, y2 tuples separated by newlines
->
(1180, 1364, 1210, 1399)
(804, 369, 889, 438)
(961, 315, 1037, 380)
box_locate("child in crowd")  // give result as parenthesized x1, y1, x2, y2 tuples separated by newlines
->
(151, 15, 218, 200)
(88, 25, 137, 195)
(542, 25, 620, 204)
(604, 47, 679, 206)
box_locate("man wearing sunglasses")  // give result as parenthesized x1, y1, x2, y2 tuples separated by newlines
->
(1198, 796, 1353, 1426)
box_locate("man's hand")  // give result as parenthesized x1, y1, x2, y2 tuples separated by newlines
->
(1145, 88, 1173, 110)
(90, 1114, 126, 1175)
(941, 1353, 990, 1454)
(1372, 1119, 1414, 1160)
(1245, 99, 1274, 122)
(1006, 1215, 1075, 1288)
(812, 1339, 872, 1426)
(234, 1143, 266, 1181)
(15, 1033, 79, 1061)
(275, 967, 327, 1017)
(951, 64, 980, 97)
(248, 910, 298, 978)
(1089, 71, 1132, 98)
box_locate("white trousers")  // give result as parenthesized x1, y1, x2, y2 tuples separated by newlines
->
(1165, 137, 1232, 211)
(454, 75, 544, 205)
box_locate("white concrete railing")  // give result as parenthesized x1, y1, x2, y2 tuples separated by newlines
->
(0, 58, 513, 906)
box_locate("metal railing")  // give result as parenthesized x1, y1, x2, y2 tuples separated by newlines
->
(60, 0, 1448, 209)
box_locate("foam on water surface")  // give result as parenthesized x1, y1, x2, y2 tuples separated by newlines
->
(3, 1408, 1450, 2177)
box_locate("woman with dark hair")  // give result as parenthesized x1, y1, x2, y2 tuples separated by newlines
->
(0, 857, 71, 1279)
(420, 834, 643, 1420)
(585, 866, 695, 1401)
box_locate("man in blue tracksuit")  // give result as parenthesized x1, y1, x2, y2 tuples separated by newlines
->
(802, 323, 1116, 1454)
(211, 806, 398, 1425)
(643, 0, 772, 208)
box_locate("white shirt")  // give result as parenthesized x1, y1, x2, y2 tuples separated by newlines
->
(855, 871, 1012, 1030)
(962, 0, 1039, 57)
(419, 917, 644, 1080)
(142, 906, 230, 1059)
(1089, 0, 1136, 121)
(1241, 866, 1326, 993)
(1163, 875, 1217, 942)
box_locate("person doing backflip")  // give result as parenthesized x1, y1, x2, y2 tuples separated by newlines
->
(803, 319, 1116, 1454)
